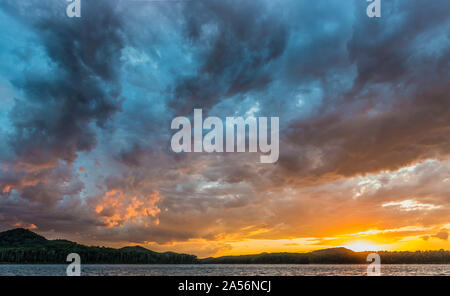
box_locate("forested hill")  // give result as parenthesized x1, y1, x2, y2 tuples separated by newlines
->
(200, 248, 450, 264)
(0, 228, 198, 264)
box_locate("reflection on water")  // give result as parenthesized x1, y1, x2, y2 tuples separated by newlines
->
(0, 264, 449, 276)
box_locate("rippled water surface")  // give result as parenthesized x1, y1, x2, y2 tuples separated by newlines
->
(0, 264, 449, 276)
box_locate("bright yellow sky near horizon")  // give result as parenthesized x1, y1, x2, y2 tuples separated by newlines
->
(136, 227, 450, 258)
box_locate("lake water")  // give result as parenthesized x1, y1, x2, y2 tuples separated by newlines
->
(0, 264, 449, 276)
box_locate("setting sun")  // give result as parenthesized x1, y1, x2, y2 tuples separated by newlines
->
(343, 241, 384, 252)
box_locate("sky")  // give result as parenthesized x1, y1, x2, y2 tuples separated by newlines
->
(0, 0, 449, 258)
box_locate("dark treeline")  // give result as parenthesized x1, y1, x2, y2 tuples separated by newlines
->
(201, 248, 363, 264)
(0, 228, 197, 264)
(201, 248, 450, 264)
(0, 247, 198, 264)
(1, 228, 449, 264)
(370, 250, 450, 264)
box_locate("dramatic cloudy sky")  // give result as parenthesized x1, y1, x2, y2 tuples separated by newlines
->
(0, 0, 449, 257)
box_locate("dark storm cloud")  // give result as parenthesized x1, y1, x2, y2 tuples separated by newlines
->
(349, 0, 450, 90)
(276, 0, 450, 186)
(1, 0, 125, 165)
(169, 0, 287, 114)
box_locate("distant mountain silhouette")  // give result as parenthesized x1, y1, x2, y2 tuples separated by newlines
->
(200, 247, 364, 264)
(0, 228, 47, 247)
(120, 246, 155, 253)
(0, 228, 449, 264)
(200, 247, 450, 264)
(0, 228, 197, 264)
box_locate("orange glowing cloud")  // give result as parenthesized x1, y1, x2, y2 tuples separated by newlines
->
(2, 185, 12, 194)
(13, 222, 38, 230)
(94, 189, 162, 228)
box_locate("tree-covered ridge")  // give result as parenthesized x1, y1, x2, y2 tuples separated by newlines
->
(200, 248, 450, 264)
(0, 228, 198, 264)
